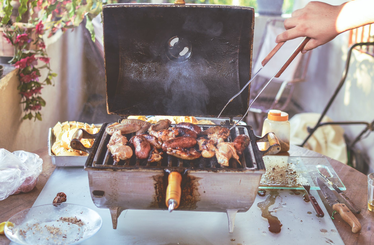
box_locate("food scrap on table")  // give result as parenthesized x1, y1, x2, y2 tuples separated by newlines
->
(53, 192, 67, 206)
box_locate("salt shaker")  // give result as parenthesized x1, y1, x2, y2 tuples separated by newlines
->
(262, 110, 290, 152)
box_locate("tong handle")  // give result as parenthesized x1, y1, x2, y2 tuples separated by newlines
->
(275, 37, 310, 78)
(256, 132, 281, 156)
(261, 42, 285, 66)
(70, 128, 97, 153)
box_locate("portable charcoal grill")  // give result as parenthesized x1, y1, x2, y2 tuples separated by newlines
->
(71, 2, 281, 233)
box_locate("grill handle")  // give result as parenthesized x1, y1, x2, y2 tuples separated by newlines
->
(165, 172, 182, 212)
(255, 132, 281, 156)
(70, 128, 98, 154)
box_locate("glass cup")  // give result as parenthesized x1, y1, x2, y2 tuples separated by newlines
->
(368, 173, 374, 212)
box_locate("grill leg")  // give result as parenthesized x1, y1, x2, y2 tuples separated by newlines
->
(110, 206, 125, 229)
(226, 209, 238, 233)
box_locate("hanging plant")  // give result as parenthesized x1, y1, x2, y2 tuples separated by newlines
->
(3, 23, 56, 121)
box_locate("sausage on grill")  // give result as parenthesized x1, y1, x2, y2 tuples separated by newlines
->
(130, 135, 151, 159)
(175, 122, 201, 135)
(162, 136, 197, 151)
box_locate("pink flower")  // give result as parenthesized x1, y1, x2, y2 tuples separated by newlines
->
(39, 57, 50, 63)
(2, 33, 11, 44)
(20, 73, 32, 83)
(20, 91, 34, 98)
(35, 21, 44, 35)
(29, 104, 42, 111)
(30, 71, 39, 80)
(26, 55, 37, 67)
(20, 71, 40, 83)
(14, 58, 28, 69)
(32, 87, 43, 94)
(14, 55, 37, 70)
(38, 42, 46, 49)
(15, 33, 31, 46)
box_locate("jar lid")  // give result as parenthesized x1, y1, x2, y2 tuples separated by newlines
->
(267, 110, 289, 121)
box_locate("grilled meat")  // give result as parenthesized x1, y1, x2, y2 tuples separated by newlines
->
(162, 136, 197, 151)
(176, 127, 198, 138)
(148, 119, 172, 132)
(106, 119, 151, 135)
(149, 128, 179, 145)
(130, 135, 151, 159)
(166, 148, 201, 160)
(175, 122, 202, 135)
(142, 134, 162, 149)
(107, 130, 133, 162)
(197, 137, 216, 158)
(215, 142, 240, 167)
(148, 148, 163, 162)
(202, 126, 230, 144)
(232, 135, 250, 155)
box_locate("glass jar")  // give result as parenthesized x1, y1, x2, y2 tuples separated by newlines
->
(262, 110, 290, 152)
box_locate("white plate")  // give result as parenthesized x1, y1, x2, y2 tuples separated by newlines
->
(4, 203, 102, 245)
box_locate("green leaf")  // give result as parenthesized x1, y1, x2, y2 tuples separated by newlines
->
(17, 0, 29, 22)
(85, 15, 95, 42)
(39, 97, 46, 106)
(45, 78, 52, 85)
(22, 114, 30, 120)
(69, 0, 78, 18)
(36, 112, 42, 121)
(2, 0, 12, 25)
(73, 6, 86, 26)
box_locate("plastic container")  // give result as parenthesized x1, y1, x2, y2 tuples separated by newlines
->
(262, 110, 290, 152)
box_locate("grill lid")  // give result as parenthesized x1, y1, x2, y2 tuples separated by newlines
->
(103, 3, 254, 117)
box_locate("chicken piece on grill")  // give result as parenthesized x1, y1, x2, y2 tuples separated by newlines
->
(215, 142, 241, 167)
(142, 134, 162, 149)
(149, 127, 179, 145)
(107, 130, 133, 162)
(166, 148, 202, 160)
(148, 148, 163, 163)
(202, 126, 230, 144)
(197, 137, 216, 158)
(232, 135, 250, 155)
(106, 119, 151, 135)
(130, 135, 151, 159)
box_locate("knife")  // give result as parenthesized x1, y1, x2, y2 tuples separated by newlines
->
(229, 37, 311, 129)
(317, 177, 361, 233)
(318, 172, 361, 214)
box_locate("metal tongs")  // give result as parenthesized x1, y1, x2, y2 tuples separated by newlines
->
(218, 37, 311, 129)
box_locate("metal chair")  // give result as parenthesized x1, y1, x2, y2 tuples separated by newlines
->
(249, 19, 312, 134)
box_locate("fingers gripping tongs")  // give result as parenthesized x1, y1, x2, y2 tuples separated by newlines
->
(218, 37, 311, 129)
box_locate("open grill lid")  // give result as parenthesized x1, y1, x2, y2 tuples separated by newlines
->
(102, 3, 254, 117)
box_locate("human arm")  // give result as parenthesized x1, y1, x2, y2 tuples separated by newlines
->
(276, 0, 374, 52)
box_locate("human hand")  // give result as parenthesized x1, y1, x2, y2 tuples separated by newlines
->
(276, 1, 344, 52)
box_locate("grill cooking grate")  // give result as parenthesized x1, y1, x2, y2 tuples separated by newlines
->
(86, 124, 262, 172)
